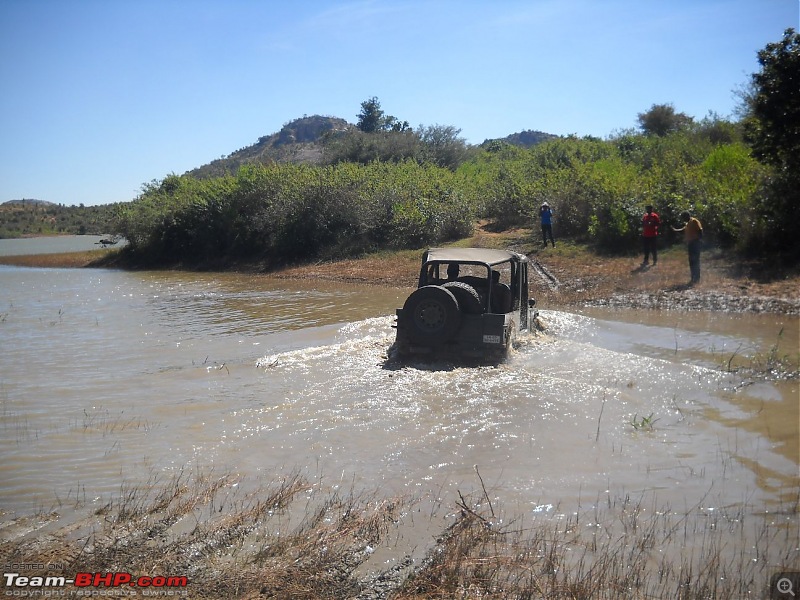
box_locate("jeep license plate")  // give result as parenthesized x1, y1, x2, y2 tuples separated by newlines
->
(483, 334, 502, 344)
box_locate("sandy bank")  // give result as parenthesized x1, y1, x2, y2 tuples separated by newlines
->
(1, 233, 798, 315)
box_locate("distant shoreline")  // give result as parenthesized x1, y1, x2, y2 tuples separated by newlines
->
(8, 232, 110, 238)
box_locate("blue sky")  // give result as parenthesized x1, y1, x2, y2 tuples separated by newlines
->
(1, 0, 797, 206)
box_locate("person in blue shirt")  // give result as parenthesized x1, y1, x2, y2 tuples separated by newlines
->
(540, 202, 555, 248)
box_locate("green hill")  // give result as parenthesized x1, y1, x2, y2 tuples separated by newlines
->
(0, 199, 120, 238)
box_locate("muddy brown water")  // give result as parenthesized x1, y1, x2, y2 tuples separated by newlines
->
(1, 266, 797, 567)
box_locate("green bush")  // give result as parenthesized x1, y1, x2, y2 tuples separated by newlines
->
(116, 161, 476, 266)
(464, 127, 769, 254)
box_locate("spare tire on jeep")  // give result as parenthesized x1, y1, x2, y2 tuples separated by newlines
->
(442, 281, 484, 315)
(401, 285, 461, 344)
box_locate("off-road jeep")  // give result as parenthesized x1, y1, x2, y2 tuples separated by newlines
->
(393, 248, 538, 362)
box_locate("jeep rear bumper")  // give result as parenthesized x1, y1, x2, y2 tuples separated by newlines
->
(394, 311, 512, 361)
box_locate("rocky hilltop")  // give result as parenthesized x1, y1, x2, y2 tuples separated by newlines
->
(186, 115, 556, 179)
(186, 115, 351, 179)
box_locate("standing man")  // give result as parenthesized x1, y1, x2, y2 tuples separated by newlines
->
(641, 204, 661, 266)
(540, 202, 555, 248)
(672, 210, 703, 285)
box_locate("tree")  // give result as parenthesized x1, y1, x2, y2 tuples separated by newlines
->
(356, 97, 384, 132)
(743, 28, 800, 172)
(637, 103, 693, 136)
(356, 97, 409, 133)
(741, 28, 800, 259)
(418, 124, 470, 169)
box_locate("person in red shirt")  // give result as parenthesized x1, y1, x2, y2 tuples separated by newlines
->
(641, 205, 661, 266)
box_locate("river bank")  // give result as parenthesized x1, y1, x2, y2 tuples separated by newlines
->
(2, 226, 798, 315)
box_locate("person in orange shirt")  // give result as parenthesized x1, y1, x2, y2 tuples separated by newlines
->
(672, 210, 703, 285)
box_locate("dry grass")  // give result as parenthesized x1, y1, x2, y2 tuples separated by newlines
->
(0, 248, 118, 268)
(272, 248, 423, 288)
(393, 490, 799, 599)
(1, 470, 407, 599)
(3, 473, 796, 599)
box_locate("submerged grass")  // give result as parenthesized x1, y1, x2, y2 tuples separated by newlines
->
(2, 470, 796, 599)
(398, 491, 798, 599)
(722, 327, 800, 381)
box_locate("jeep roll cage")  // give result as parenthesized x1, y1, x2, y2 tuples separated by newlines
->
(417, 248, 530, 322)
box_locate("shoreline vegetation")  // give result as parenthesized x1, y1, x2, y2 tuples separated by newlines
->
(2, 224, 798, 315)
